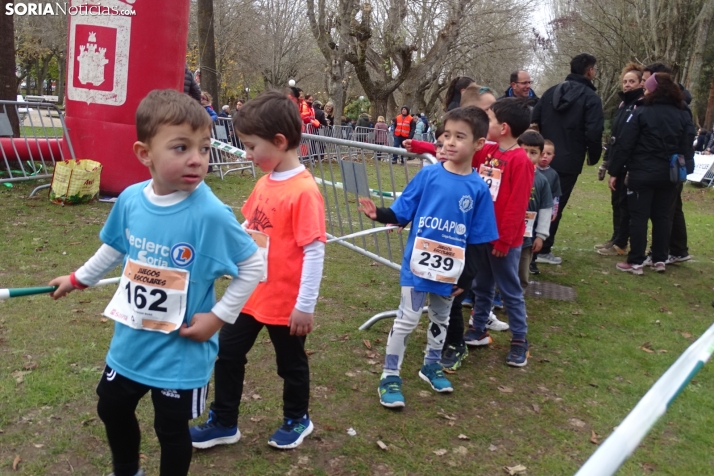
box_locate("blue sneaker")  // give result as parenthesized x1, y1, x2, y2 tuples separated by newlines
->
(190, 410, 241, 449)
(492, 292, 504, 310)
(268, 415, 314, 449)
(378, 375, 406, 408)
(506, 339, 529, 367)
(464, 327, 492, 347)
(419, 362, 453, 393)
(461, 297, 473, 308)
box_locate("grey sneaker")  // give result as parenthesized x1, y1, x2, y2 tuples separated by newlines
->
(108, 470, 145, 476)
(535, 252, 562, 265)
(666, 254, 691, 264)
(652, 262, 666, 273)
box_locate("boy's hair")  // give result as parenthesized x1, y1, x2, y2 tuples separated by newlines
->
(441, 106, 489, 141)
(517, 130, 545, 152)
(570, 53, 597, 75)
(234, 89, 302, 149)
(490, 98, 531, 138)
(543, 139, 554, 149)
(460, 83, 497, 107)
(201, 91, 212, 103)
(136, 89, 212, 144)
(434, 123, 445, 140)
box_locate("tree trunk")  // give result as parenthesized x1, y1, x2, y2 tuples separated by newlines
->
(57, 54, 65, 106)
(686, 0, 714, 120)
(0, 2, 20, 137)
(197, 0, 219, 110)
(704, 72, 714, 130)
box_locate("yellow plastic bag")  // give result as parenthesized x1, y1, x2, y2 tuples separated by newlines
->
(49, 159, 102, 205)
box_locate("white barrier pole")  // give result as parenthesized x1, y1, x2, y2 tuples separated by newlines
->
(575, 322, 714, 476)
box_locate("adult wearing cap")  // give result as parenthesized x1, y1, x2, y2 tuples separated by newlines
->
(607, 72, 694, 275)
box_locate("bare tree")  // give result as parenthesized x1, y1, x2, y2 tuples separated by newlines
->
(0, 0, 20, 136)
(198, 0, 219, 110)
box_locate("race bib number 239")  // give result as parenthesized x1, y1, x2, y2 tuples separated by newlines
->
(104, 259, 189, 334)
(410, 237, 465, 284)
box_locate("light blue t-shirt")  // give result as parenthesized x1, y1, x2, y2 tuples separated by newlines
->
(391, 163, 498, 296)
(99, 181, 257, 390)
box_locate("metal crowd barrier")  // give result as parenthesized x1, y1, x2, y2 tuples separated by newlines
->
(0, 100, 75, 196)
(298, 132, 437, 329)
(210, 117, 255, 178)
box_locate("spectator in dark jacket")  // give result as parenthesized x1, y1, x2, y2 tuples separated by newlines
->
(313, 100, 328, 127)
(642, 62, 695, 263)
(695, 129, 709, 152)
(184, 64, 201, 102)
(608, 73, 695, 274)
(531, 53, 604, 265)
(596, 62, 645, 256)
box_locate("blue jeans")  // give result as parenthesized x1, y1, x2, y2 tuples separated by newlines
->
(470, 243, 527, 340)
(392, 135, 407, 163)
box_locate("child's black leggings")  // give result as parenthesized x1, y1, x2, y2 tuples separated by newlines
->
(97, 397, 192, 476)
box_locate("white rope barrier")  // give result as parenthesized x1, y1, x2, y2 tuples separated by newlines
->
(575, 321, 714, 476)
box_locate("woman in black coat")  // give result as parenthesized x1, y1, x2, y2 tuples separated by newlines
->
(608, 73, 695, 274)
(596, 63, 645, 255)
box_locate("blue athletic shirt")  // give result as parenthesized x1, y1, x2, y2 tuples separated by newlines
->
(99, 181, 257, 390)
(391, 163, 498, 296)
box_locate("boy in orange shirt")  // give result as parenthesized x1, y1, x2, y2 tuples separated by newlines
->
(190, 90, 326, 450)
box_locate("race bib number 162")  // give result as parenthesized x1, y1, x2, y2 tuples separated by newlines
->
(104, 259, 189, 334)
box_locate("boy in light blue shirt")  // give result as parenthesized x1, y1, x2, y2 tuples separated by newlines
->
(49, 89, 264, 476)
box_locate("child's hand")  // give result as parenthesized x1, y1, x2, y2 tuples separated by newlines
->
(532, 237, 543, 253)
(358, 198, 377, 220)
(49, 275, 75, 299)
(179, 312, 224, 342)
(387, 225, 404, 234)
(492, 248, 507, 258)
(451, 286, 464, 297)
(402, 139, 413, 152)
(608, 176, 617, 192)
(289, 308, 313, 336)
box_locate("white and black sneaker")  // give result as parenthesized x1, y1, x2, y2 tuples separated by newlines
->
(666, 254, 691, 264)
(486, 312, 509, 332)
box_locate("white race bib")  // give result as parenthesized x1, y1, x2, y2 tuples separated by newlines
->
(104, 258, 189, 334)
(524, 211, 537, 238)
(245, 229, 269, 282)
(410, 237, 465, 284)
(479, 165, 502, 202)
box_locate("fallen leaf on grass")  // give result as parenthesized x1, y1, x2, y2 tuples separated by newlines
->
(589, 430, 599, 445)
(81, 417, 96, 426)
(140, 454, 148, 460)
(658, 349, 668, 353)
(640, 342, 655, 353)
(298, 456, 310, 465)
(531, 403, 541, 414)
(458, 434, 470, 440)
(251, 394, 261, 400)
(250, 416, 264, 422)
(433, 449, 447, 456)
(377, 440, 388, 451)
(305, 349, 318, 356)
(497, 386, 513, 394)
(345, 371, 357, 377)
(569, 418, 586, 428)
(418, 391, 430, 397)
(453, 446, 468, 455)
(488, 444, 498, 452)
(641, 462, 657, 472)
(437, 410, 456, 421)
(681, 332, 692, 339)
(11, 370, 31, 384)
(504, 464, 527, 475)
(13, 455, 21, 470)
(363, 339, 372, 350)
(23, 362, 38, 370)
(100, 318, 108, 323)
(33, 444, 43, 448)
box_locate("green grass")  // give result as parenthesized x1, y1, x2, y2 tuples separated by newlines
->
(1, 168, 714, 475)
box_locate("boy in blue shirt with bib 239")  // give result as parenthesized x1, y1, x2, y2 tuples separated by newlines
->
(359, 106, 498, 408)
(49, 89, 264, 476)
